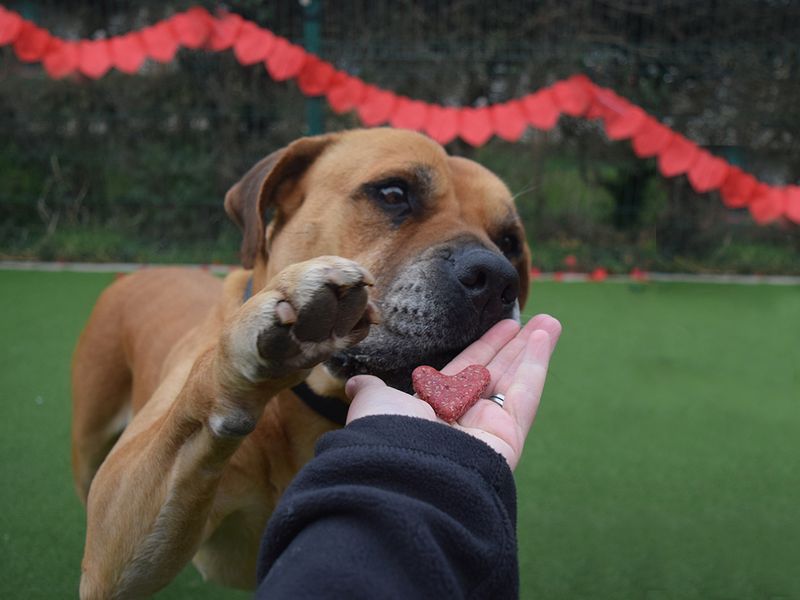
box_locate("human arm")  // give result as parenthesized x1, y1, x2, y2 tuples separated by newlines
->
(255, 315, 561, 598)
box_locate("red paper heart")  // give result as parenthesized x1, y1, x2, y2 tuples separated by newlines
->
(687, 150, 730, 193)
(412, 364, 491, 423)
(424, 105, 460, 144)
(297, 56, 335, 96)
(389, 97, 429, 131)
(631, 117, 673, 158)
(551, 77, 591, 116)
(209, 12, 243, 51)
(325, 75, 366, 114)
(491, 101, 527, 142)
(720, 168, 757, 208)
(520, 88, 560, 130)
(657, 135, 699, 178)
(586, 86, 627, 122)
(748, 185, 785, 224)
(326, 74, 366, 113)
(233, 21, 275, 66)
(0, 8, 24, 46)
(79, 39, 112, 79)
(459, 107, 493, 146)
(604, 105, 646, 140)
(110, 33, 146, 74)
(169, 8, 211, 49)
(265, 38, 306, 81)
(356, 86, 396, 127)
(784, 186, 800, 225)
(141, 21, 179, 63)
(13, 21, 51, 62)
(42, 39, 79, 78)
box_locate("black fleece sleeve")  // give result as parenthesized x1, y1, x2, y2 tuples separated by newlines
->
(255, 415, 518, 600)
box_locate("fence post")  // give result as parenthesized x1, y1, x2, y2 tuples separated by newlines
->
(301, 0, 324, 135)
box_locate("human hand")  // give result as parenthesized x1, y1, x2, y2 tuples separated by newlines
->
(345, 314, 562, 470)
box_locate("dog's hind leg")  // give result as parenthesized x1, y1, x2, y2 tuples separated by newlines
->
(71, 282, 134, 504)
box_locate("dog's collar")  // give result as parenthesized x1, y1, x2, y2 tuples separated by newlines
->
(242, 276, 254, 303)
(291, 381, 348, 426)
(242, 276, 348, 427)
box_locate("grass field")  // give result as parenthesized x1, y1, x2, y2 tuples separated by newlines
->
(1, 270, 798, 599)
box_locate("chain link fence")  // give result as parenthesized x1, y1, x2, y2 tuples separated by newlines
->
(2, 0, 799, 272)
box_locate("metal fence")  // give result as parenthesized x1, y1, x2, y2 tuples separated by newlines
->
(2, 0, 799, 272)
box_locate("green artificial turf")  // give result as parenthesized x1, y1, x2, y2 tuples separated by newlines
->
(0, 270, 797, 599)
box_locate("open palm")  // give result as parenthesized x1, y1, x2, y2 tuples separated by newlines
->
(346, 314, 562, 471)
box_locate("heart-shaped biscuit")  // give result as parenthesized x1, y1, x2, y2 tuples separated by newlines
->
(412, 364, 491, 423)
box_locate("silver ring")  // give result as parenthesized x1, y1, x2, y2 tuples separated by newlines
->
(488, 393, 505, 408)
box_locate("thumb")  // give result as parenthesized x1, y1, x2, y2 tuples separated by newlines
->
(345, 374, 437, 424)
(345, 374, 387, 401)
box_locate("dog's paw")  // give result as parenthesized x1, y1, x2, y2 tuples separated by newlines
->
(227, 256, 379, 383)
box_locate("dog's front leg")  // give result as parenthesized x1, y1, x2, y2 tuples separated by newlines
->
(80, 257, 376, 599)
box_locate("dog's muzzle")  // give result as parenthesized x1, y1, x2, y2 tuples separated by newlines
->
(327, 241, 520, 391)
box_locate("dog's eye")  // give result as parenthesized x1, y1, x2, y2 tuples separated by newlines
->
(377, 184, 408, 206)
(497, 233, 521, 257)
(366, 180, 414, 222)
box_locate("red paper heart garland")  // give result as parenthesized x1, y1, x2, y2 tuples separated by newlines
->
(42, 39, 79, 79)
(390, 97, 429, 131)
(0, 4, 797, 226)
(79, 40, 112, 79)
(141, 21, 179, 63)
(491, 100, 527, 142)
(110, 34, 146, 74)
(13, 21, 50, 62)
(0, 6, 23, 45)
(233, 21, 274, 65)
(459, 107, 493, 147)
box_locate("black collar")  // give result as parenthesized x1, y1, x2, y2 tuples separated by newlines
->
(243, 275, 348, 426)
(291, 381, 349, 426)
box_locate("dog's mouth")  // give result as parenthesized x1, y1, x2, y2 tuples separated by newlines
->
(326, 286, 516, 393)
(327, 340, 480, 394)
(326, 327, 481, 393)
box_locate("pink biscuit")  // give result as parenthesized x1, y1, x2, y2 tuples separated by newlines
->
(411, 364, 491, 423)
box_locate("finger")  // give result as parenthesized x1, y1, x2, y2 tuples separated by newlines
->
(484, 335, 527, 392)
(346, 374, 437, 424)
(530, 314, 562, 353)
(483, 314, 555, 389)
(494, 315, 561, 393)
(519, 314, 562, 353)
(345, 374, 387, 400)
(504, 329, 556, 434)
(461, 321, 560, 435)
(441, 319, 520, 375)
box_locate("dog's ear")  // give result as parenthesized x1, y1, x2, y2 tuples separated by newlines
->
(224, 135, 336, 268)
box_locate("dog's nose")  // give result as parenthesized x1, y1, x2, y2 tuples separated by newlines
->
(453, 247, 519, 318)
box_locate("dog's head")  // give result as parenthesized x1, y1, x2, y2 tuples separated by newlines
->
(225, 128, 530, 391)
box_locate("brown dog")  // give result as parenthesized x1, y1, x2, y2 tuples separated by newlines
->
(71, 128, 530, 598)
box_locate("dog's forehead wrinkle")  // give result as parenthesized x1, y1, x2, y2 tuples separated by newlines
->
(316, 129, 448, 182)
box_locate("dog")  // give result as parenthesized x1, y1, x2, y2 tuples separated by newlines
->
(71, 127, 531, 598)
